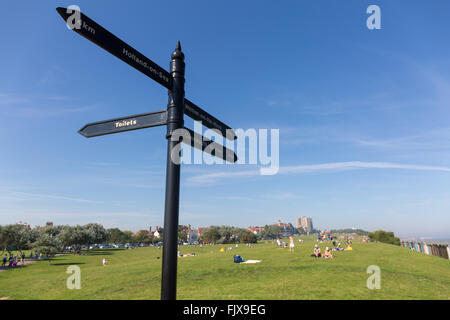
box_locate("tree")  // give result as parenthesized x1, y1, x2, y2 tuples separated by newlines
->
(152, 237, 162, 244)
(84, 223, 107, 248)
(57, 225, 89, 253)
(260, 225, 284, 239)
(178, 231, 187, 242)
(239, 231, 257, 243)
(40, 225, 63, 237)
(122, 231, 134, 243)
(133, 231, 153, 244)
(58, 226, 75, 252)
(367, 230, 400, 246)
(330, 228, 369, 236)
(106, 228, 126, 244)
(0, 224, 31, 254)
(33, 232, 62, 264)
(200, 228, 221, 244)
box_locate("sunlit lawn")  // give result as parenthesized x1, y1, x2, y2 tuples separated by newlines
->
(1, 237, 449, 299)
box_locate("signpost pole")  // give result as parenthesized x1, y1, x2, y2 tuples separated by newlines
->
(161, 41, 185, 300)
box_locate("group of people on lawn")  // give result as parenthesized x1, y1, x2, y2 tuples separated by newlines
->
(2, 251, 42, 268)
(276, 236, 296, 252)
(275, 235, 353, 259)
(312, 241, 352, 259)
(2, 252, 24, 267)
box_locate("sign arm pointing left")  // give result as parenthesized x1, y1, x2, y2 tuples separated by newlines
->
(56, 7, 172, 89)
(79, 110, 167, 138)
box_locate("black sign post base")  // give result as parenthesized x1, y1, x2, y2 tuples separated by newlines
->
(161, 42, 185, 300)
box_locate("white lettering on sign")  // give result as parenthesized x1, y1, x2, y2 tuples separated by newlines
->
(115, 119, 137, 128)
(122, 48, 170, 84)
(82, 20, 96, 35)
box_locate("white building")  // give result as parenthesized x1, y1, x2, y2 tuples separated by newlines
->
(296, 216, 313, 234)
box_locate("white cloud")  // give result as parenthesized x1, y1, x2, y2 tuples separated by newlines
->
(0, 191, 101, 204)
(187, 161, 450, 185)
(0, 92, 95, 117)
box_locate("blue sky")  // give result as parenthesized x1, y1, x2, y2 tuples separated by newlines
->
(1, 0, 450, 239)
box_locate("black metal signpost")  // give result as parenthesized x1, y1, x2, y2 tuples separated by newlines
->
(56, 7, 237, 300)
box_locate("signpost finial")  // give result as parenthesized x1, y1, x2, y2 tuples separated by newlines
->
(171, 41, 184, 60)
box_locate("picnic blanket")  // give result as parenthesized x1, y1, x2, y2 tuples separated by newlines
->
(241, 260, 262, 264)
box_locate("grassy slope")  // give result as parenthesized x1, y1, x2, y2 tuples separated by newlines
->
(0, 238, 448, 300)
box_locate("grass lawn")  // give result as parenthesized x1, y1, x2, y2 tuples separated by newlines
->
(0, 237, 449, 300)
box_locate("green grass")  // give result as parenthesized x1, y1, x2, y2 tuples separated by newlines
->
(0, 237, 449, 300)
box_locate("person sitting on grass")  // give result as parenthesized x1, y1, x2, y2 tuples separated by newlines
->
(312, 244, 321, 257)
(233, 255, 244, 263)
(323, 247, 334, 259)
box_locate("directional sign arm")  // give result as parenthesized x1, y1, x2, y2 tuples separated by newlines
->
(79, 110, 167, 138)
(56, 7, 171, 89)
(184, 99, 237, 140)
(182, 127, 238, 163)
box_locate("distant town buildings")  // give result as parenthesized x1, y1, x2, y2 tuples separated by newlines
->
(247, 226, 265, 235)
(17, 221, 31, 230)
(142, 218, 313, 241)
(197, 227, 207, 240)
(296, 216, 313, 234)
(152, 226, 163, 238)
(187, 225, 198, 243)
(133, 230, 151, 237)
(178, 224, 198, 243)
(276, 220, 296, 234)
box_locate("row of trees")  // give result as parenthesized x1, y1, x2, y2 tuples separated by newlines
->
(330, 228, 369, 236)
(199, 223, 323, 243)
(0, 223, 109, 260)
(200, 226, 258, 244)
(256, 225, 316, 239)
(0, 223, 165, 262)
(367, 230, 401, 246)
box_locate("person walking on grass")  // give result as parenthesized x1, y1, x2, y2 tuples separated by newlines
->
(2, 254, 7, 267)
(289, 236, 295, 252)
(102, 258, 107, 266)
